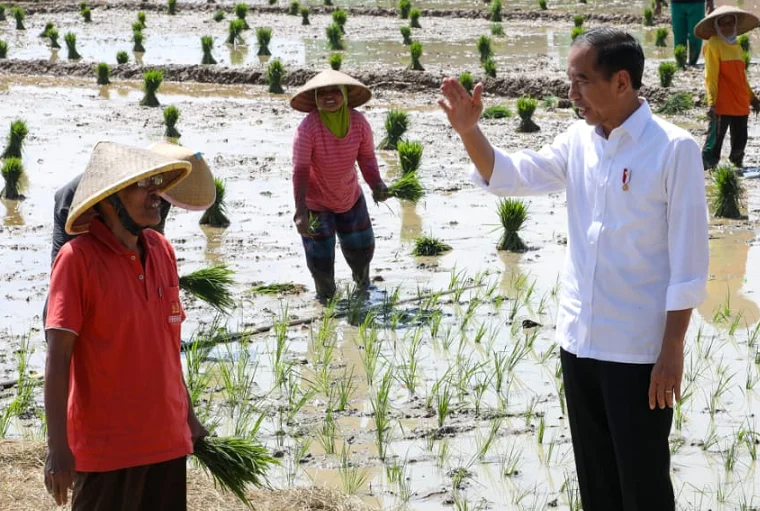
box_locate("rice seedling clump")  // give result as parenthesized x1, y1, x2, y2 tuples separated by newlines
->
(227, 19, 245, 46)
(656, 92, 693, 115)
(674, 44, 687, 69)
(409, 41, 424, 71)
(163, 105, 181, 138)
(459, 72, 474, 94)
(412, 234, 452, 256)
(81, 7, 92, 22)
(655, 27, 668, 47)
(711, 165, 743, 219)
(137, 11, 146, 28)
(95, 62, 110, 85)
(387, 172, 423, 203)
(12, 7, 24, 30)
(0, 6, 5, 21)
(0, 41, 8, 59)
(266, 58, 286, 94)
(326, 23, 344, 50)
(235, 3, 250, 29)
(179, 265, 235, 312)
(398, 0, 411, 19)
(332, 9, 347, 33)
(140, 69, 164, 107)
(65, 32, 81, 60)
(397, 140, 423, 175)
(744, 51, 751, 70)
(739, 34, 750, 53)
(301, 7, 310, 25)
(538, 0, 547, 9)
(1, 157, 25, 200)
(133, 29, 145, 53)
(378, 109, 409, 150)
(483, 58, 496, 78)
(516, 96, 539, 132)
(200, 177, 231, 227)
(573, 15, 583, 28)
(490, 23, 504, 36)
(489, 0, 502, 21)
(643, 7, 654, 26)
(256, 27, 273, 56)
(410, 9, 422, 29)
(496, 198, 528, 252)
(2, 120, 28, 160)
(571, 26, 584, 41)
(482, 105, 512, 119)
(213, 10, 225, 22)
(48, 29, 61, 49)
(168, 0, 177, 15)
(116, 50, 129, 64)
(400, 26, 412, 45)
(658, 61, 677, 87)
(329, 53, 343, 70)
(477, 35, 493, 63)
(201, 35, 217, 64)
(39, 22, 54, 38)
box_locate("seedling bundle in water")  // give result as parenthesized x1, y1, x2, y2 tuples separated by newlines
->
(2, 120, 28, 159)
(483, 58, 496, 78)
(658, 61, 677, 87)
(477, 35, 493, 63)
(227, 19, 245, 46)
(490, 23, 504, 37)
(12, 7, 24, 30)
(711, 165, 743, 219)
(398, 0, 411, 19)
(65, 32, 81, 59)
(140, 70, 163, 107)
(378, 109, 409, 150)
(81, 7, 91, 22)
(643, 7, 653, 26)
(201, 35, 217, 64)
(132, 21, 144, 33)
(256, 27, 273, 56)
(674, 45, 687, 69)
(400, 26, 412, 45)
(0, 41, 7, 59)
(48, 29, 61, 49)
(482, 105, 512, 119)
(397, 140, 423, 175)
(387, 172, 423, 203)
(116, 51, 129, 64)
(133, 30, 145, 53)
(163, 105, 181, 138)
(39, 22, 54, 38)
(266, 59, 285, 94)
(459, 72, 474, 94)
(168, 0, 177, 15)
(538, 0, 547, 9)
(193, 436, 277, 507)
(412, 234, 451, 256)
(655, 28, 668, 47)
(288, 1, 300, 15)
(571, 26, 584, 41)
(95, 62, 110, 85)
(739, 34, 750, 53)
(213, 10, 225, 22)
(516, 96, 539, 133)
(489, 0, 502, 21)
(744, 52, 751, 70)
(200, 178, 231, 228)
(410, 9, 421, 28)
(137, 11, 146, 28)
(329, 53, 342, 70)
(179, 265, 235, 312)
(496, 198, 528, 252)
(1, 158, 24, 200)
(301, 7, 310, 25)
(235, 3, 250, 29)
(409, 41, 424, 71)
(0, 6, 5, 21)
(332, 9, 347, 33)
(656, 92, 693, 115)
(326, 23, 344, 51)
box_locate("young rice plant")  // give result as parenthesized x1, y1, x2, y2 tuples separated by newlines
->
(658, 61, 677, 88)
(496, 198, 528, 252)
(256, 27, 273, 56)
(711, 165, 743, 219)
(95, 62, 110, 85)
(400, 26, 412, 45)
(201, 35, 217, 64)
(412, 234, 452, 256)
(409, 41, 424, 71)
(516, 96, 539, 132)
(163, 105, 181, 138)
(1, 157, 24, 200)
(326, 23, 344, 50)
(266, 58, 285, 94)
(378, 109, 409, 150)
(140, 69, 163, 107)
(329, 53, 343, 70)
(65, 32, 81, 60)
(116, 50, 129, 64)
(200, 178, 231, 227)
(397, 140, 423, 175)
(655, 27, 668, 47)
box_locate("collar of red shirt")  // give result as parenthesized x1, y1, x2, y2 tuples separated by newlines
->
(88, 216, 157, 255)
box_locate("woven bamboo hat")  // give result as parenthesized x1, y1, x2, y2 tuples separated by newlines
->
(65, 141, 191, 235)
(149, 141, 216, 211)
(290, 70, 371, 112)
(695, 5, 760, 40)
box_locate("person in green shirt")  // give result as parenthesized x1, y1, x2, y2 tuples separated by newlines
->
(655, 0, 715, 66)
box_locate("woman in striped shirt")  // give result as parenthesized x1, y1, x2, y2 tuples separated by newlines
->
(290, 70, 388, 301)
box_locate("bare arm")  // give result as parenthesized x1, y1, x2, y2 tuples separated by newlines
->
(459, 126, 496, 183)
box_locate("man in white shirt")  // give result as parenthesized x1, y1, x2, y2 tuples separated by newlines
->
(439, 28, 709, 510)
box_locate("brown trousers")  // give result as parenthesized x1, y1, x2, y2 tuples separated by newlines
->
(72, 457, 186, 511)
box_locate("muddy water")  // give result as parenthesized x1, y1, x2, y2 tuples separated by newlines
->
(2, 74, 760, 509)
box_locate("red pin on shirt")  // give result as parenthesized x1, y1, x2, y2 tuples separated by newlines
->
(622, 168, 631, 191)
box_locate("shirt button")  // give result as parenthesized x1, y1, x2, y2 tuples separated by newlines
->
(138, 274, 144, 280)
(131, 255, 136, 261)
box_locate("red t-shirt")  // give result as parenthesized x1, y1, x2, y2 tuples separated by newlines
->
(46, 217, 192, 472)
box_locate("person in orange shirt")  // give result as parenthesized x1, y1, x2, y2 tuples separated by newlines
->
(43, 142, 208, 509)
(696, 6, 760, 170)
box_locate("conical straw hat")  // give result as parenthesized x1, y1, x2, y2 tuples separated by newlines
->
(148, 141, 216, 211)
(66, 141, 191, 235)
(290, 70, 372, 112)
(694, 5, 760, 40)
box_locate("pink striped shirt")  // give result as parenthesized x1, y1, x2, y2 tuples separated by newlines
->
(292, 109, 382, 213)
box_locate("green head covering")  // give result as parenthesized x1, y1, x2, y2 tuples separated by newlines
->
(316, 85, 350, 139)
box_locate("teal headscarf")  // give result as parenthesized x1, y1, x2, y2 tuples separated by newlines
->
(316, 85, 350, 138)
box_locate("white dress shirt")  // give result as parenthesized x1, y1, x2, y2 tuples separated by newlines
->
(472, 100, 709, 364)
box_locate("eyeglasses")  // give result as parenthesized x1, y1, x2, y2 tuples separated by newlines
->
(135, 175, 164, 188)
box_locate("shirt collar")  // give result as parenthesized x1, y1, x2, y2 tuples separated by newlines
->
(88, 216, 155, 256)
(593, 98, 652, 143)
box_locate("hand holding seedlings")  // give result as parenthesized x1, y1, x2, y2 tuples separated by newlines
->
(372, 181, 389, 202)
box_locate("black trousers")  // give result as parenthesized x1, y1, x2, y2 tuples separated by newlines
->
(702, 114, 749, 170)
(561, 349, 675, 511)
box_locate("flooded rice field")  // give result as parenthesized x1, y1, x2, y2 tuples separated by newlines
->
(2, 1, 760, 510)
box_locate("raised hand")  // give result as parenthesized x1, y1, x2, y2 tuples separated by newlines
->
(438, 78, 484, 137)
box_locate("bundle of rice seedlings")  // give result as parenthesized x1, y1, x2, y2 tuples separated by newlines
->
(226, 19, 245, 46)
(332, 9, 347, 33)
(256, 27, 272, 56)
(79, 2, 88, 11)
(656, 91, 693, 115)
(329, 52, 342, 70)
(658, 61, 676, 87)
(412, 234, 452, 256)
(179, 265, 235, 312)
(288, 1, 299, 15)
(398, 0, 411, 19)
(133, 29, 145, 52)
(168, 0, 177, 15)
(137, 11, 147, 28)
(655, 27, 668, 47)
(482, 104, 512, 119)
(140, 69, 163, 107)
(711, 165, 743, 219)
(397, 140, 423, 175)
(489, 0, 502, 22)
(1, 158, 25, 200)
(81, 7, 91, 22)
(132, 21, 144, 33)
(400, 26, 412, 45)
(324, 0, 332, 5)
(571, 26, 584, 41)
(378, 109, 409, 150)
(516, 96, 539, 132)
(266, 58, 285, 94)
(674, 44, 687, 69)
(48, 29, 61, 49)
(193, 436, 278, 507)
(477, 35, 492, 63)
(2, 120, 28, 160)
(643, 7, 653, 26)
(496, 198, 528, 251)
(387, 172, 423, 203)
(12, 7, 24, 30)
(410, 8, 421, 28)
(326, 23, 344, 50)
(744, 51, 751, 70)
(490, 23, 504, 37)
(573, 15, 583, 28)
(163, 105, 181, 138)
(213, 10, 225, 22)
(483, 57, 496, 78)
(234, 3, 249, 30)
(201, 35, 217, 64)
(739, 34, 750, 53)
(200, 177, 231, 228)
(409, 41, 424, 71)
(459, 72, 474, 94)
(39, 22, 54, 38)
(95, 62, 110, 85)
(0, 5, 5, 21)
(538, 0, 547, 10)
(116, 50, 129, 64)
(65, 32, 81, 60)
(0, 41, 7, 59)
(300, 7, 310, 25)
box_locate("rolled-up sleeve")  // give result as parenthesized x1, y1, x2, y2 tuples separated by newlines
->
(664, 137, 709, 311)
(470, 128, 571, 196)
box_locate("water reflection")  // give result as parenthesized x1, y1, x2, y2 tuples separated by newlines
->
(2, 199, 25, 227)
(97, 85, 110, 99)
(229, 45, 248, 66)
(400, 201, 422, 242)
(202, 224, 226, 265)
(49, 49, 59, 64)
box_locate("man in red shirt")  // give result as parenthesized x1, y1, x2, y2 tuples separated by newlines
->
(44, 141, 208, 509)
